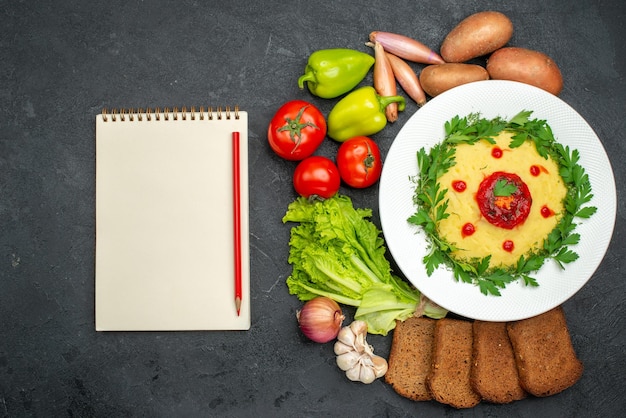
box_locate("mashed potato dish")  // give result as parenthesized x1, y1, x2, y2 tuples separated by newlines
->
(409, 111, 595, 295)
(436, 131, 567, 268)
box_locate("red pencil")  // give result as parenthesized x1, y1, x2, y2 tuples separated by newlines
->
(232, 131, 242, 316)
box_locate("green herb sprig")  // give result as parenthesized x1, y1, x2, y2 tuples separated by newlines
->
(408, 111, 597, 296)
(493, 179, 517, 197)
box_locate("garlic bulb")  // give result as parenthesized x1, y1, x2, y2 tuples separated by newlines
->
(333, 320, 388, 384)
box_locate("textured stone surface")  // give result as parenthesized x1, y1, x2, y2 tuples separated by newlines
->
(1, 0, 624, 416)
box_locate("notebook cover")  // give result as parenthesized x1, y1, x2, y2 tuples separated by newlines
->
(95, 109, 250, 331)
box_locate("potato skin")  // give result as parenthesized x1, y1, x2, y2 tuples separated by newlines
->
(441, 11, 514, 63)
(486, 47, 563, 95)
(420, 63, 490, 97)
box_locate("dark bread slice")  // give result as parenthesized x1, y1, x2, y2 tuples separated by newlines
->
(507, 306, 583, 397)
(427, 318, 481, 408)
(385, 316, 436, 401)
(471, 321, 526, 403)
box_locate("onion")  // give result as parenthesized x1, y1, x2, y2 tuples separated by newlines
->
(372, 41, 398, 123)
(386, 52, 427, 107)
(369, 31, 445, 65)
(296, 297, 345, 343)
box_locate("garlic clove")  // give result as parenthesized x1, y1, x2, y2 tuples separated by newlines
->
(353, 332, 367, 353)
(333, 341, 353, 355)
(337, 326, 356, 348)
(371, 354, 389, 378)
(363, 342, 375, 356)
(336, 351, 361, 372)
(350, 320, 368, 336)
(349, 320, 370, 353)
(359, 364, 377, 384)
(345, 364, 362, 382)
(359, 353, 374, 368)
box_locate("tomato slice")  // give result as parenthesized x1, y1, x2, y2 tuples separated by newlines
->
(476, 171, 532, 229)
(267, 100, 327, 161)
(293, 156, 341, 199)
(336, 136, 382, 188)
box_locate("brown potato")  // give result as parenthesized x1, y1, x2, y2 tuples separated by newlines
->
(420, 63, 490, 97)
(486, 47, 563, 95)
(441, 11, 514, 63)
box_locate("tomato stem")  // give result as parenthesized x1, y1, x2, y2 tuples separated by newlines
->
(363, 141, 376, 178)
(276, 105, 320, 153)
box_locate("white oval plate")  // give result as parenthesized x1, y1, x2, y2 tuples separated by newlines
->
(379, 80, 616, 321)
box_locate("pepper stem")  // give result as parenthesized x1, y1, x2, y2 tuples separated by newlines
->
(378, 94, 406, 112)
(297, 70, 317, 90)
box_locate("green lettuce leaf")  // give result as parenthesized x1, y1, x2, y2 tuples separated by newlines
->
(283, 195, 447, 336)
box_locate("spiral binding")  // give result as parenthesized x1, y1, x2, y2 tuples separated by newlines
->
(101, 105, 240, 122)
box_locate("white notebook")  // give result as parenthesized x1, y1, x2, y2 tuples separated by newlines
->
(95, 106, 250, 331)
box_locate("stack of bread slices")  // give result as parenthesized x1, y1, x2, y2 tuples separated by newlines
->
(384, 306, 583, 408)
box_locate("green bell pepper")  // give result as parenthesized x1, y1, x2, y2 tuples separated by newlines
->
(327, 86, 406, 142)
(298, 49, 375, 99)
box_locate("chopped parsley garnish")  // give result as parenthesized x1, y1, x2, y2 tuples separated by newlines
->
(408, 111, 597, 296)
(493, 179, 517, 197)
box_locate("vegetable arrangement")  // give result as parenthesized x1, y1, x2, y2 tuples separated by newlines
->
(429, 11, 563, 96)
(283, 195, 447, 336)
(268, 10, 566, 200)
(267, 9, 570, 384)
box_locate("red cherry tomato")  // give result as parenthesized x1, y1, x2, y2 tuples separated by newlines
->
(461, 222, 476, 237)
(267, 100, 327, 161)
(452, 180, 467, 193)
(336, 136, 382, 188)
(293, 156, 341, 199)
(502, 240, 515, 252)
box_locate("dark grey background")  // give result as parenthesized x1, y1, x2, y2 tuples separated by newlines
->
(1, 0, 624, 416)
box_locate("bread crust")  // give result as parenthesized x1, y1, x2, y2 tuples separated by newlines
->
(471, 321, 526, 403)
(385, 316, 436, 401)
(506, 307, 583, 397)
(427, 318, 481, 408)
